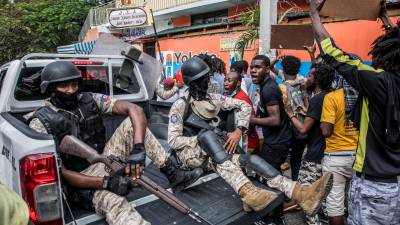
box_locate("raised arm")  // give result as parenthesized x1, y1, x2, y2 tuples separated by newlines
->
(303, 43, 317, 64)
(308, 0, 331, 43)
(307, 0, 384, 97)
(270, 56, 281, 76)
(156, 82, 179, 100)
(379, 1, 394, 31)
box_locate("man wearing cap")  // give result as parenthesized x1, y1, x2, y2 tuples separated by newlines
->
(28, 61, 202, 225)
(168, 56, 333, 215)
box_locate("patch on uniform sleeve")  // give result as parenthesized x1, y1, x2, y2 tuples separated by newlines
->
(95, 94, 112, 113)
(170, 114, 180, 124)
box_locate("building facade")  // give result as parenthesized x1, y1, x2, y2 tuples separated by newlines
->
(79, 0, 400, 77)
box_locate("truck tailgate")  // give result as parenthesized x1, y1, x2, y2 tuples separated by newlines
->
(66, 164, 284, 225)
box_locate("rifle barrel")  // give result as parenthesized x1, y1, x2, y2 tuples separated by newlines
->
(138, 176, 213, 225)
(134, 175, 189, 215)
(188, 210, 213, 225)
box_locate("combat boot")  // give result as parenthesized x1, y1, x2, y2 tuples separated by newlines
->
(292, 172, 333, 216)
(239, 182, 278, 212)
(160, 155, 203, 192)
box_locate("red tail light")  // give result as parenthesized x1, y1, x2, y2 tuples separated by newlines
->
(20, 153, 62, 225)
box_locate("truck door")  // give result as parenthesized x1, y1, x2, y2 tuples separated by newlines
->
(0, 68, 11, 186)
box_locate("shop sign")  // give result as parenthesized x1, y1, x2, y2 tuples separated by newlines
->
(108, 7, 148, 28)
(122, 27, 148, 41)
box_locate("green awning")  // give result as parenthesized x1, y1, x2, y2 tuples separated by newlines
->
(147, 21, 241, 38)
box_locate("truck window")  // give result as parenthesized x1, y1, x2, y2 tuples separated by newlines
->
(14, 64, 140, 101)
(0, 69, 6, 94)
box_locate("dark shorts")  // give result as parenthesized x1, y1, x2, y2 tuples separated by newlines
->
(256, 143, 290, 166)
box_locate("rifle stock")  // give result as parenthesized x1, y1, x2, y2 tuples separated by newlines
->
(59, 135, 212, 225)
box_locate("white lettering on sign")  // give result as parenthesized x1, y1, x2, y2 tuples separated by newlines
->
(109, 7, 148, 28)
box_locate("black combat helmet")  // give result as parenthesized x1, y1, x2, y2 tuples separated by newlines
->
(40, 61, 82, 93)
(181, 57, 210, 85)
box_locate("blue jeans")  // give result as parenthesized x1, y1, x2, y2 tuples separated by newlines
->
(347, 175, 400, 225)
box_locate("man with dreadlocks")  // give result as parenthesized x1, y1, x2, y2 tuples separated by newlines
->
(168, 56, 333, 215)
(308, 1, 400, 224)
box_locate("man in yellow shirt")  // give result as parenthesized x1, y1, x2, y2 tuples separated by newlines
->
(0, 183, 29, 225)
(321, 88, 358, 225)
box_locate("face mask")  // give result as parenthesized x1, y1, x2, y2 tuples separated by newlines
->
(50, 90, 79, 110)
(190, 75, 210, 100)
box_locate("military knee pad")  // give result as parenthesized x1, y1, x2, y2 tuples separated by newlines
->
(238, 154, 280, 179)
(197, 130, 230, 164)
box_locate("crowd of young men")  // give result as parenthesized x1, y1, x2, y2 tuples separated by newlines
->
(17, 1, 398, 225)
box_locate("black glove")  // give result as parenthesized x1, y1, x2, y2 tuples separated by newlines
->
(102, 174, 133, 196)
(127, 143, 146, 168)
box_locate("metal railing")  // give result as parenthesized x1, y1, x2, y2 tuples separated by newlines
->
(79, 0, 201, 41)
(79, 1, 116, 41)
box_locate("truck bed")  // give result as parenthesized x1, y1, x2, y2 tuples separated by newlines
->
(65, 163, 284, 225)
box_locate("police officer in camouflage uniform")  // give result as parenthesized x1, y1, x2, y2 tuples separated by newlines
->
(168, 57, 334, 215)
(29, 61, 202, 225)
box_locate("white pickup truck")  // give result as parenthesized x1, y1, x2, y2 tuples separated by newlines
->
(0, 53, 283, 225)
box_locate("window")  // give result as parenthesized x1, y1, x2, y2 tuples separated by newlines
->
(191, 9, 228, 25)
(14, 63, 140, 101)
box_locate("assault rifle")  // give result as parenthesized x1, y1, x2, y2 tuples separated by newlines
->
(59, 135, 212, 225)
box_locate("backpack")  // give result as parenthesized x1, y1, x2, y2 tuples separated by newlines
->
(284, 81, 307, 139)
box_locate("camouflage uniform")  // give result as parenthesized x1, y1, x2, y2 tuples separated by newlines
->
(167, 93, 298, 196)
(347, 175, 400, 225)
(29, 94, 170, 225)
(168, 94, 251, 193)
(155, 83, 179, 100)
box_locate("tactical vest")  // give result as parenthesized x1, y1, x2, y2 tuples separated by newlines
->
(34, 92, 106, 172)
(180, 96, 235, 136)
(180, 95, 244, 154)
